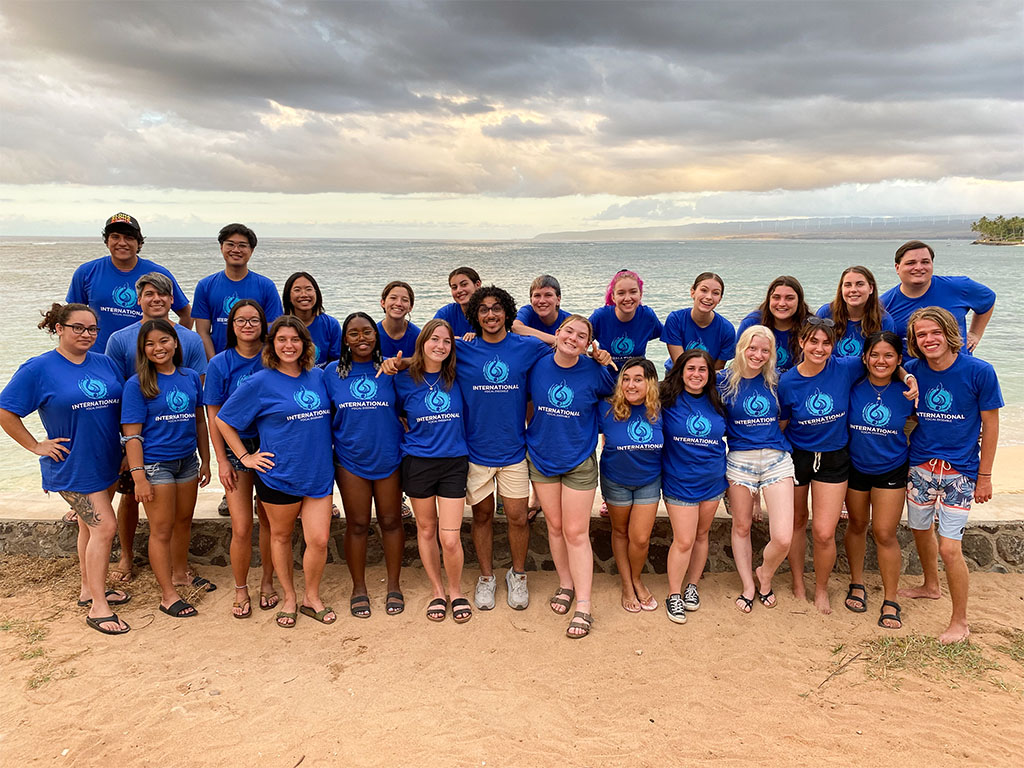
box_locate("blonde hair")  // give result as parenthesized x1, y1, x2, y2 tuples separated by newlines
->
(906, 306, 963, 358)
(722, 325, 778, 403)
(609, 358, 660, 422)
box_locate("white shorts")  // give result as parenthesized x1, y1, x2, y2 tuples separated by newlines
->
(466, 459, 530, 505)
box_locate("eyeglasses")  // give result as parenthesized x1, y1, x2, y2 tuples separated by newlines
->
(223, 240, 251, 252)
(233, 317, 262, 327)
(804, 317, 835, 329)
(60, 323, 100, 336)
(345, 329, 376, 339)
(478, 305, 505, 316)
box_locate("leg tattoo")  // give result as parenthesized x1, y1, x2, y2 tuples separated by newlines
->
(59, 491, 101, 527)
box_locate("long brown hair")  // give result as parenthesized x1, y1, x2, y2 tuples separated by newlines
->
(660, 349, 724, 414)
(262, 315, 316, 371)
(136, 319, 183, 399)
(608, 357, 660, 422)
(757, 275, 810, 362)
(408, 318, 457, 388)
(829, 266, 884, 340)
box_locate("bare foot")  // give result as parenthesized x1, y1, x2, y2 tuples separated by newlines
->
(938, 623, 971, 645)
(898, 584, 942, 600)
(791, 574, 807, 602)
(814, 589, 832, 615)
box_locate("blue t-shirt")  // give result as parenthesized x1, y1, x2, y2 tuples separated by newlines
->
(66, 256, 190, 349)
(324, 361, 403, 480)
(203, 348, 264, 439)
(848, 377, 914, 474)
(121, 369, 203, 462)
(663, 309, 736, 371)
(881, 275, 996, 355)
(738, 311, 795, 373)
(905, 355, 1003, 478)
(191, 271, 283, 354)
(716, 370, 790, 453)
(104, 320, 208, 381)
(598, 403, 664, 486)
(433, 303, 473, 337)
(455, 334, 549, 467)
(779, 357, 863, 452)
(815, 304, 897, 358)
(0, 350, 123, 494)
(588, 305, 663, 368)
(394, 370, 468, 459)
(525, 353, 615, 476)
(661, 393, 729, 503)
(217, 367, 334, 497)
(306, 313, 342, 367)
(378, 320, 421, 359)
(516, 305, 571, 336)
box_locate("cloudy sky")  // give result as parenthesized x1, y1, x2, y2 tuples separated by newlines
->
(1, 0, 1021, 238)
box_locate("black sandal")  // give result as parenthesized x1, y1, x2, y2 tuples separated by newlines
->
(426, 597, 447, 622)
(878, 600, 902, 629)
(160, 599, 197, 618)
(735, 594, 754, 614)
(385, 591, 405, 615)
(350, 595, 371, 619)
(451, 597, 473, 624)
(757, 589, 776, 609)
(845, 583, 868, 613)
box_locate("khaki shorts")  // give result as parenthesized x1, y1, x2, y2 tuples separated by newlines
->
(527, 452, 599, 492)
(466, 459, 530, 505)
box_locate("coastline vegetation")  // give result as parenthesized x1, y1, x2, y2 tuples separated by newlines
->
(971, 215, 1023, 244)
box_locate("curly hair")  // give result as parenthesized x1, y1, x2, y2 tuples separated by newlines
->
(263, 315, 316, 372)
(336, 312, 383, 378)
(466, 285, 517, 335)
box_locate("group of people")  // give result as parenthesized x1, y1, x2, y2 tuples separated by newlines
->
(0, 213, 1002, 644)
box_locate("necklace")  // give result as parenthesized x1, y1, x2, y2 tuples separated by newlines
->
(425, 372, 442, 391)
(868, 379, 890, 402)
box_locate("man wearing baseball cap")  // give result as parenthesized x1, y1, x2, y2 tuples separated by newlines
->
(66, 213, 192, 349)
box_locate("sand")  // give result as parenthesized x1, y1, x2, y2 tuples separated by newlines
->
(1, 558, 1022, 767)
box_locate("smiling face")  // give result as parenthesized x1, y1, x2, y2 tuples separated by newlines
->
(691, 278, 723, 315)
(273, 326, 304, 366)
(619, 365, 649, 405)
(530, 286, 561, 322)
(476, 296, 506, 339)
(865, 340, 900, 382)
(423, 325, 453, 364)
(143, 328, 177, 368)
(345, 316, 377, 362)
(743, 334, 772, 374)
(841, 270, 873, 309)
(220, 234, 253, 268)
(449, 273, 480, 307)
(555, 319, 591, 358)
(682, 357, 710, 395)
(105, 231, 139, 265)
(289, 276, 317, 315)
(57, 310, 100, 355)
(612, 277, 641, 316)
(800, 329, 834, 366)
(769, 285, 799, 322)
(232, 304, 263, 344)
(896, 247, 934, 289)
(912, 318, 950, 363)
(138, 284, 171, 320)
(381, 286, 412, 320)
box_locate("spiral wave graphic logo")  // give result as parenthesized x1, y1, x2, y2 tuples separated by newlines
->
(547, 380, 575, 408)
(165, 386, 190, 413)
(483, 356, 510, 384)
(862, 401, 891, 427)
(685, 339, 708, 351)
(235, 373, 251, 389)
(610, 335, 634, 357)
(78, 376, 108, 400)
(805, 388, 834, 416)
(925, 384, 953, 413)
(222, 293, 240, 316)
(425, 387, 451, 413)
(112, 283, 137, 309)
(837, 337, 862, 357)
(349, 375, 377, 401)
(776, 346, 790, 368)
(686, 412, 712, 437)
(627, 417, 654, 444)
(742, 392, 770, 418)
(293, 386, 321, 411)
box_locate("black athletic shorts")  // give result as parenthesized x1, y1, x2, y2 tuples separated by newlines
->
(792, 447, 850, 486)
(848, 460, 910, 493)
(254, 474, 303, 506)
(401, 455, 469, 499)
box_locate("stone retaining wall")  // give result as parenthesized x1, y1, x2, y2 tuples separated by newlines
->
(3, 516, 1022, 574)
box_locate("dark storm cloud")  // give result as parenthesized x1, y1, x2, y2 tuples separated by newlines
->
(1, 0, 1021, 195)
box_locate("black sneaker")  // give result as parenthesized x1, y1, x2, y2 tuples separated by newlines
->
(217, 494, 230, 516)
(683, 583, 700, 611)
(666, 593, 687, 624)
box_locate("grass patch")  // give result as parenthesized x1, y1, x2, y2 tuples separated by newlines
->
(864, 633, 999, 686)
(993, 630, 1024, 665)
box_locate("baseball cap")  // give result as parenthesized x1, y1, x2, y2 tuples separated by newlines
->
(103, 212, 142, 237)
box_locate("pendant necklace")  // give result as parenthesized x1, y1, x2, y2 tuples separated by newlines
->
(869, 380, 890, 403)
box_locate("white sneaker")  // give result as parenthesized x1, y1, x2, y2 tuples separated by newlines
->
(474, 575, 497, 610)
(506, 568, 529, 610)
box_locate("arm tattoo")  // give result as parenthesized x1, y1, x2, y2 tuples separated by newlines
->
(58, 491, 101, 527)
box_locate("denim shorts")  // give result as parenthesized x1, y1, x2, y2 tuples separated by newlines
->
(225, 436, 261, 473)
(906, 460, 974, 541)
(144, 453, 199, 485)
(726, 448, 795, 492)
(664, 491, 725, 507)
(600, 474, 662, 506)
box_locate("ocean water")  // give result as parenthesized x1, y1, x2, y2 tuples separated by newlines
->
(0, 237, 1018, 493)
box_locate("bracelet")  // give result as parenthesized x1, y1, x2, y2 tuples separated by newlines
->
(978, 473, 992, 477)
(120, 434, 145, 445)
(238, 452, 249, 460)
(129, 466, 145, 473)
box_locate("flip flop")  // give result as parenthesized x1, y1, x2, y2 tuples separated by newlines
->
(232, 598, 252, 619)
(190, 576, 217, 593)
(451, 598, 473, 624)
(385, 591, 405, 615)
(566, 611, 593, 639)
(259, 592, 280, 611)
(878, 600, 903, 630)
(159, 599, 198, 618)
(526, 504, 542, 523)
(276, 610, 297, 628)
(549, 587, 575, 615)
(77, 590, 132, 608)
(639, 595, 658, 612)
(735, 594, 754, 614)
(300, 605, 337, 624)
(757, 589, 777, 609)
(845, 583, 868, 613)
(85, 613, 130, 635)
(109, 567, 135, 583)
(349, 595, 371, 619)
(426, 597, 447, 622)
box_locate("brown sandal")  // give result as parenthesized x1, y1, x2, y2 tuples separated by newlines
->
(549, 587, 575, 615)
(566, 610, 593, 639)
